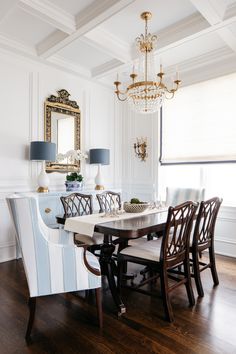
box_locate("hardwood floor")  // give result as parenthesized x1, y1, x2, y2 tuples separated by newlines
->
(0, 255, 235, 354)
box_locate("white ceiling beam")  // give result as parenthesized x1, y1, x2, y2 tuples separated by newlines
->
(84, 27, 131, 63)
(164, 46, 234, 78)
(225, 2, 236, 19)
(92, 16, 204, 78)
(92, 13, 209, 78)
(48, 55, 91, 79)
(37, 0, 135, 58)
(176, 50, 236, 88)
(18, 0, 76, 34)
(95, 14, 236, 79)
(139, 13, 208, 58)
(0, 32, 36, 56)
(87, 12, 208, 68)
(190, 0, 236, 53)
(75, 0, 134, 30)
(92, 59, 124, 79)
(0, 0, 18, 23)
(217, 27, 236, 52)
(190, 0, 226, 24)
(156, 16, 236, 55)
(36, 30, 68, 57)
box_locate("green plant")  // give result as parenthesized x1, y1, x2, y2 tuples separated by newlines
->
(66, 172, 83, 182)
(130, 198, 141, 204)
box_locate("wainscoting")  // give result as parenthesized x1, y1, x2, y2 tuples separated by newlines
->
(215, 206, 236, 257)
(0, 49, 120, 263)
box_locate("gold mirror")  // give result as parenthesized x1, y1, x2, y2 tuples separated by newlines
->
(44, 89, 81, 173)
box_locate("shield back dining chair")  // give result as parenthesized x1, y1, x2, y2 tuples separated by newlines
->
(117, 201, 198, 322)
(146, 187, 204, 243)
(61, 192, 93, 217)
(96, 191, 123, 252)
(96, 191, 122, 213)
(7, 195, 103, 340)
(165, 187, 205, 207)
(60, 192, 104, 247)
(191, 197, 222, 297)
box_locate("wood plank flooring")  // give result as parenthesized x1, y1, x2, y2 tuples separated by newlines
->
(0, 255, 235, 354)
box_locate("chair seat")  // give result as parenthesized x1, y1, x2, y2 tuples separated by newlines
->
(48, 223, 61, 229)
(86, 251, 101, 271)
(129, 237, 150, 247)
(120, 238, 162, 262)
(74, 232, 104, 246)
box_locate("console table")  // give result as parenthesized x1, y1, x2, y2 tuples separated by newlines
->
(29, 189, 121, 227)
(14, 189, 121, 259)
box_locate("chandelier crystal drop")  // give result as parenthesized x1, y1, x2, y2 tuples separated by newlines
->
(114, 12, 181, 114)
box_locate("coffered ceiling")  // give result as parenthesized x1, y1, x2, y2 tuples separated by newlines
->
(1, 0, 236, 87)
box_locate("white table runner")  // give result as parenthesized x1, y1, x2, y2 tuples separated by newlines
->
(64, 207, 168, 237)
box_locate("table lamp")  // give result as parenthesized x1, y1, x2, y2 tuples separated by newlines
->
(30, 141, 56, 193)
(90, 148, 110, 190)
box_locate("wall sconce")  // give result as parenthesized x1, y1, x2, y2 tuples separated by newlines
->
(134, 137, 148, 161)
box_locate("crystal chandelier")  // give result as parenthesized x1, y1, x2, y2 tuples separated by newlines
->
(114, 12, 181, 114)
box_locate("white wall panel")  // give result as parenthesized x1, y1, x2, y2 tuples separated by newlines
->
(0, 50, 117, 262)
(120, 103, 159, 202)
(215, 207, 236, 257)
(0, 63, 30, 181)
(0, 199, 16, 263)
(88, 85, 115, 189)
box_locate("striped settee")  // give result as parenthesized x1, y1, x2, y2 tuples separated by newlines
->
(7, 195, 102, 339)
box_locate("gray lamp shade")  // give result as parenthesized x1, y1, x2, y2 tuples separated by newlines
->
(89, 148, 110, 165)
(30, 141, 56, 161)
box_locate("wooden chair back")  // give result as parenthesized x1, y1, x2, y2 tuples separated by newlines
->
(161, 201, 198, 267)
(192, 197, 222, 251)
(60, 193, 93, 217)
(96, 191, 121, 213)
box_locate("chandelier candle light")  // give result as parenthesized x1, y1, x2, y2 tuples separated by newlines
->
(114, 11, 181, 114)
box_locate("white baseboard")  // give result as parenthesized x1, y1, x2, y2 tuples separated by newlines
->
(0, 239, 235, 264)
(215, 238, 236, 258)
(0, 243, 16, 263)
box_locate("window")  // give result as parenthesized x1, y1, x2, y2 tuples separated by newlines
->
(160, 73, 236, 164)
(159, 73, 236, 206)
(158, 163, 236, 206)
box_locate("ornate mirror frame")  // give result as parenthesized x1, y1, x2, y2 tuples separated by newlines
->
(44, 89, 81, 173)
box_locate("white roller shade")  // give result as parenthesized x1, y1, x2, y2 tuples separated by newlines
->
(160, 73, 236, 164)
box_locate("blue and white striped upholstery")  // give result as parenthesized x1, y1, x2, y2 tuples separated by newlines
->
(7, 195, 101, 298)
(166, 187, 205, 207)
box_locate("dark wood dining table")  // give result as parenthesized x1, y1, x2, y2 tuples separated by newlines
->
(56, 210, 168, 315)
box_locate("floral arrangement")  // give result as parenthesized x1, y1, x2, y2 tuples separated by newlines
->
(56, 150, 87, 191)
(56, 149, 88, 164)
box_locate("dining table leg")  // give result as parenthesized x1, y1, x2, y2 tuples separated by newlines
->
(100, 234, 126, 316)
